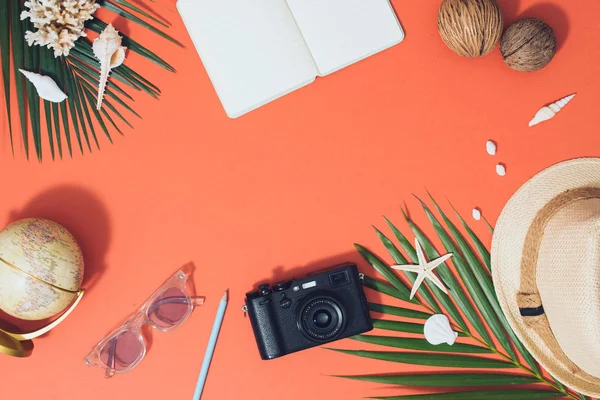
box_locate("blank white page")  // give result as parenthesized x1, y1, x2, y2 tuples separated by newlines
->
(177, 0, 319, 118)
(285, 0, 404, 76)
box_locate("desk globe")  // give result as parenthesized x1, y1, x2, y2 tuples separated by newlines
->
(0, 218, 84, 321)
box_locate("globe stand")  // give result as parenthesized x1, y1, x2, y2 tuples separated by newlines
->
(0, 290, 84, 357)
(0, 330, 33, 357)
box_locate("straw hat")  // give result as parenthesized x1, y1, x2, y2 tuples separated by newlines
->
(492, 158, 600, 396)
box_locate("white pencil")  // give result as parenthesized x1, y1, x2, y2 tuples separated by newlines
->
(192, 290, 228, 400)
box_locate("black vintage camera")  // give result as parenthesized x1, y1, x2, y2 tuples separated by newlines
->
(244, 263, 373, 360)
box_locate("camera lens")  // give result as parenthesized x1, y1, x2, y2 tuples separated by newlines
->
(314, 310, 331, 328)
(299, 297, 344, 341)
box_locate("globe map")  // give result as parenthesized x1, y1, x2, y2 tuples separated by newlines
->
(0, 219, 84, 321)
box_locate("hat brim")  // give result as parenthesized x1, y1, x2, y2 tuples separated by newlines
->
(492, 157, 600, 397)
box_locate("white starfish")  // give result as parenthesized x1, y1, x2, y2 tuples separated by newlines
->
(392, 239, 453, 300)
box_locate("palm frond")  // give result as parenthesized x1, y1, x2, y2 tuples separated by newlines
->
(335, 195, 592, 400)
(1, 0, 13, 153)
(330, 349, 513, 369)
(2, 0, 179, 160)
(351, 335, 491, 354)
(10, 0, 28, 157)
(336, 373, 541, 387)
(367, 303, 430, 320)
(367, 390, 567, 400)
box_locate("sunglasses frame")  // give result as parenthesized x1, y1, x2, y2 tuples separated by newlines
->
(84, 270, 204, 378)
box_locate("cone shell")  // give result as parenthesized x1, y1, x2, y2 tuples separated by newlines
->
(19, 69, 67, 103)
(424, 314, 458, 345)
(529, 94, 576, 127)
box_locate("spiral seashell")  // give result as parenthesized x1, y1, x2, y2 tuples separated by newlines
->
(529, 94, 576, 127)
(424, 314, 457, 346)
(19, 69, 67, 103)
(93, 24, 127, 110)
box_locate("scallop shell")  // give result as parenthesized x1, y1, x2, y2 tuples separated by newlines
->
(424, 314, 457, 346)
(529, 94, 576, 127)
(92, 24, 127, 110)
(19, 69, 67, 103)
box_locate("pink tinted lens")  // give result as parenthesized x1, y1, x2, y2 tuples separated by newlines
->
(100, 331, 144, 371)
(148, 287, 190, 328)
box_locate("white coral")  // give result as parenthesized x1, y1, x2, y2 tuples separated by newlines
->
(20, 0, 100, 57)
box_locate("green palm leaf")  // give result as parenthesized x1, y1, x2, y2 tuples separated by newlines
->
(448, 202, 491, 271)
(10, 0, 28, 157)
(426, 195, 541, 375)
(1, 0, 13, 152)
(2, 0, 179, 160)
(373, 319, 424, 334)
(74, 80, 100, 149)
(416, 198, 517, 360)
(402, 209, 493, 345)
(363, 275, 413, 303)
(372, 318, 466, 336)
(335, 195, 583, 399)
(98, 1, 183, 47)
(368, 303, 430, 320)
(383, 216, 469, 333)
(106, 0, 170, 27)
(351, 335, 490, 354)
(368, 390, 566, 400)
(355, 244, 416, 303)
(338, 373, 540, 387)
(329, 349, 513, 368)
(23, 25, 42, 160)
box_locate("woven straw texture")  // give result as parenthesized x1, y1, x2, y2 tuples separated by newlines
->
(501, 18, 557, 72)
(437, 0, 503, 58)
(492, 158, 600, 397)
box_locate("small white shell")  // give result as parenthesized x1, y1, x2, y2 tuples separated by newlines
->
(496, 164, 506, 177)
(529, 94, 576, 127)
(19, 69, 67, 103)
(472, 208, 481, 221)
(486, 140, 496, 156)
(424, 314, 457, 346)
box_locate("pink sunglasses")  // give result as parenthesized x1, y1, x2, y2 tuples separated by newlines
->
(84, 270, 204, 378)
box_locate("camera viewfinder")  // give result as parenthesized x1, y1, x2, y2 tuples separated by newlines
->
(329, 271, 350, 288)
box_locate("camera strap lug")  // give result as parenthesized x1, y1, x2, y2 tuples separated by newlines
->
(242, 305, 248, 317)
(359, 272, 365, 284)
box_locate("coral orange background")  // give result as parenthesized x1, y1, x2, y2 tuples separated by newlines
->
(1, 0, 599, 399)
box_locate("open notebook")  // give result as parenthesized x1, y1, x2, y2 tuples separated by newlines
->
(177, 0, 404, 118)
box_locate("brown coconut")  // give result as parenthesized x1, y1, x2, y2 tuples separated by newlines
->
(501, 18, 557, 72)
(437, 0, 504, 58)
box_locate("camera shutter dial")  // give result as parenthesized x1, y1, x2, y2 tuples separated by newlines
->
(258, 284, 271, 296)
(272, 281, 293, 292)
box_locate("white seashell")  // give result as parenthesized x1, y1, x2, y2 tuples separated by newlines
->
(93, 24, 127, 110)
(472, 208, 481, 221)
(424, 314, 457, 346)
(486, 140, 496, 156)
(496, 164, 506, 177)
(19, 69, 67, 103)
(529, 94, 576, 127)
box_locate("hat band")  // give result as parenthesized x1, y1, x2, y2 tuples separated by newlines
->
(517, 187, 600, 379)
